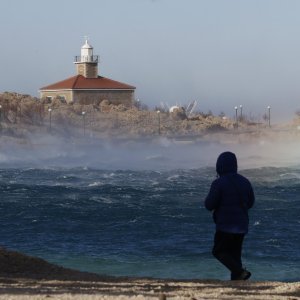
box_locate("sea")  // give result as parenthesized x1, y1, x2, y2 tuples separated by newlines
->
(0, 136, 299, 282)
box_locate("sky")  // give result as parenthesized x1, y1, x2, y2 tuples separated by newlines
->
(1, 0, 300, 122)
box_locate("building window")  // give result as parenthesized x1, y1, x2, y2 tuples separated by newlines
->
(57, 95, 66, 102)
(46, 96, 53, 101)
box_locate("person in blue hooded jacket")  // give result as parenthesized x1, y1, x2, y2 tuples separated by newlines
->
(205, 151, 255, 280)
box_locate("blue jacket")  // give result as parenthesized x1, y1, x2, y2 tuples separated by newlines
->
(205, 152, 255, 234)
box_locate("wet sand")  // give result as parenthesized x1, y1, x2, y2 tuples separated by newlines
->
(0, 247, 299, 299)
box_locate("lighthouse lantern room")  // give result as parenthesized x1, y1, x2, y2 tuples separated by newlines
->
(74, 38, 99, 78)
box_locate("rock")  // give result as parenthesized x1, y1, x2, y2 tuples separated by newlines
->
(170, 107, 187, 120)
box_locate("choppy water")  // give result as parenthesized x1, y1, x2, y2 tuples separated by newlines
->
(0, 164, 299, 281)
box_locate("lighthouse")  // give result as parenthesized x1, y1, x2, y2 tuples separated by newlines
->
(74, 39, 99, 78)
(40, 39, 135, 106)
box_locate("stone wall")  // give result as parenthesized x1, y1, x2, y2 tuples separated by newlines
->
(73, 90, 134, 107)
(76, 63, 98, 78)
(40, 90, 73, 103)
(40, 89, 134, 107)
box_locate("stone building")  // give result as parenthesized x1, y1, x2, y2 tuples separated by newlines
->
(40, 40, 136, 106)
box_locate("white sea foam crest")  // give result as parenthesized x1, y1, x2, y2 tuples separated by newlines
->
(279, 173, 300, 179)
(167, 174, 180, 181)
(88, 181, 104, 187)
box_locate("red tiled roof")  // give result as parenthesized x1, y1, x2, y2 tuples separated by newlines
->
(40, 75, 136, 90)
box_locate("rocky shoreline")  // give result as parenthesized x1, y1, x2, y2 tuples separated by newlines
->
(1, 91, 299, 142)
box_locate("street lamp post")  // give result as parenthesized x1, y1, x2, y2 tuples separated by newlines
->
(48, 108, 52, 132)
(82, 111, 86, 136)
(234, 106, 238, 129)
(240, 105, 243, 120)
(157, 110, 161, 135)
(19, 103, 22, 123)
(0, 105, 2, 130)
(267, 106, 271, 127)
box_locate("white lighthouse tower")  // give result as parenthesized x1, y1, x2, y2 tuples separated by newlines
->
(74, 38, 99, 78)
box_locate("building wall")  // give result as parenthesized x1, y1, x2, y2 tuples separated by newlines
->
(73, 90, 134, 107)
(40, 89, 134, 107)
(40, 90, 73, 103)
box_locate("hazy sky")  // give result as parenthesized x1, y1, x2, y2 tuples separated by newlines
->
(1, 0, 300, 121)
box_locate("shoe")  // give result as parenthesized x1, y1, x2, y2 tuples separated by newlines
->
(237, 269, 251, 280)
(231, 269, 251, 280)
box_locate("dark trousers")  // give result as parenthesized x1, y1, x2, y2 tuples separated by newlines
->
(212, 231, 245, 280)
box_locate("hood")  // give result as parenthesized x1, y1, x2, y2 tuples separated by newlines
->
(216, 151, 238, 175)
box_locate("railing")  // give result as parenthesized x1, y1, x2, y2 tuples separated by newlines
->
(74, 55, 99, 63)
